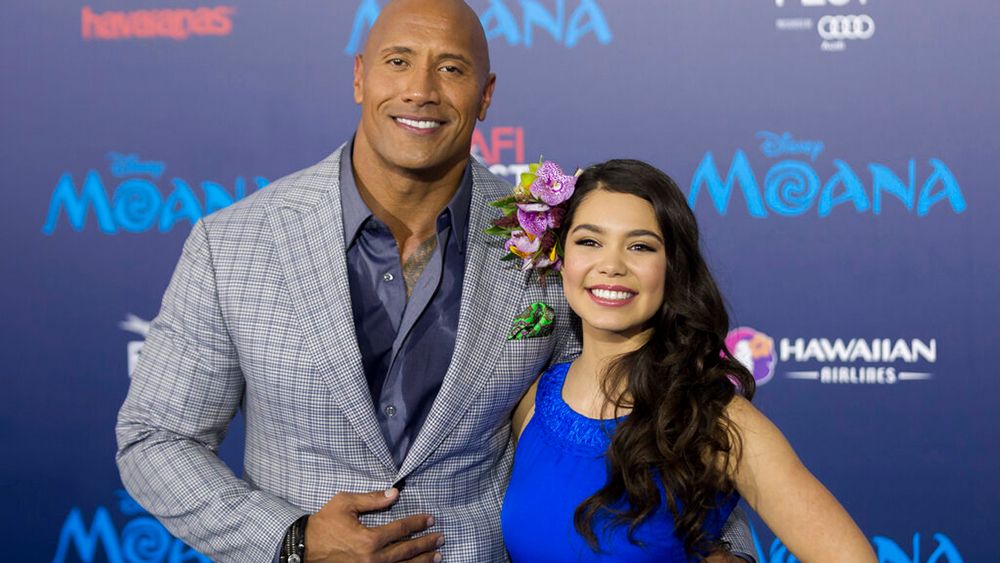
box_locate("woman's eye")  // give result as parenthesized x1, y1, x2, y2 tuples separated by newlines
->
(574, 238, 599, 247)
(630, 243, 655, 252)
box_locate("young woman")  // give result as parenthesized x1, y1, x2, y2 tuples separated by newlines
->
(501, 160, 875, 562)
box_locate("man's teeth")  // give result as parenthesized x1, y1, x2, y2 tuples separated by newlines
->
(396, 118, 441, 129)
(591, 289, 634, 301)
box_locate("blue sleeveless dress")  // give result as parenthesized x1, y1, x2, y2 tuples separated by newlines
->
(501, 362, 738, 562)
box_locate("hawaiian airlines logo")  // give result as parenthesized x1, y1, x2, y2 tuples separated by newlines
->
(781, 336, 936, 385)
(772, 0, 875, 53)
(81, 5, 235, 41)
(42, 152, 269, 235)
(725, 327, 777, 386)
(727, 327, 937, 386)
(53, 489, 210, 563)
(471, 125, 530, 181)
(121, 314, 151, 377)
(687, 131, 967, 218)
(345, 0, 612, 55)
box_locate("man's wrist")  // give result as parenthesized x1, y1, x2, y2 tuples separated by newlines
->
(279, 515, 309, 563)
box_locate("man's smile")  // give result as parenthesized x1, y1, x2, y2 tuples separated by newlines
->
(393, 116, 445, 133)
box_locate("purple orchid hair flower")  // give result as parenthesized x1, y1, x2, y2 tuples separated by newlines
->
(507, 230, 540, 258)
(516, 205, 554, 238)
(530, 161, 577, 206)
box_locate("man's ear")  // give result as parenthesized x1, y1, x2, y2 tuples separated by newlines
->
(353, 55, 364, 105)
(477, 73, 497, 121)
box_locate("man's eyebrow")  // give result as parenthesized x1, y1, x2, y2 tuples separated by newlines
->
(380, 46, 414, 57)
(378, 46, 474, 67)
(437, 52, 473, 66)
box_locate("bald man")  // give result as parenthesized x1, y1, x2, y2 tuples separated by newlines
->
(116, 1, 755, 562)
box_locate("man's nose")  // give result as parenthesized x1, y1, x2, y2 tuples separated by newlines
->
(401, 67, 442, 106)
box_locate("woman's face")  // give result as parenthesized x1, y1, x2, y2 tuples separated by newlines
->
(562, 189, 667, 342)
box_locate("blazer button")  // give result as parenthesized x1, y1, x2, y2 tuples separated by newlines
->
(384, 404, 397, 417)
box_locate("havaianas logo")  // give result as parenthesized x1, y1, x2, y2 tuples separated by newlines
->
(81, 5, 236, 41)
(345, 0, 613, 55)
(42, 153, 269, 234)
(53, 489, 209, 563)
(688, 131, 967, 217)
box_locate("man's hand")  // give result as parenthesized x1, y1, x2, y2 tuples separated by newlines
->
(304, 488, 443, 563)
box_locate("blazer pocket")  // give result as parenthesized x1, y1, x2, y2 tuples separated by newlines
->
(473, 335, 555, 423)
(495, 334, 554, 381)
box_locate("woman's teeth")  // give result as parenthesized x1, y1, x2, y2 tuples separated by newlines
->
(591, 288, 634, 301)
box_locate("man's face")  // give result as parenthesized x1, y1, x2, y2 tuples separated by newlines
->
(354, 3, 495, 176)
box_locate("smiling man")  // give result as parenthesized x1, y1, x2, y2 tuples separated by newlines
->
(116, 1, 755, 562)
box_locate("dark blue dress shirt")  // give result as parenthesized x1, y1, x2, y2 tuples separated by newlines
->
(339, 144, 471, 467)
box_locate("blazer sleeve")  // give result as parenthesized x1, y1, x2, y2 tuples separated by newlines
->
(115, 219, 307, 562)
(719, 505, 758, 562)
(548, 283, 581, 366)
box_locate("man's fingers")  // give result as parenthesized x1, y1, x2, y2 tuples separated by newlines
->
(382, 532, 444, 562)
(399, 552, 443, 563)
(371, 513, 436, 545)
(313, 491, 440, 561)
(339, 488, 400, 513)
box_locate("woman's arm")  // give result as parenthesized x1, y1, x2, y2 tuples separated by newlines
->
(510, 380, 539, 445)
(726, 396, 876, 562)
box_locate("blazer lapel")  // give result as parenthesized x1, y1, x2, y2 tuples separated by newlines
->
(267, 147, 396, 473)
(399, 162, 528, 476)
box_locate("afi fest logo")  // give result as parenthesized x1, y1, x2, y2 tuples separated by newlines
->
(687, 131, 967, 218)
(773, 0, 874, 52)
(53, 489, 209, 563)
(472, 125, 529, 181)
(81, 5, 235, 41)
(345, 0, 612, 54)
(726, 327, 937, 387)
(42, 152, 269, 235)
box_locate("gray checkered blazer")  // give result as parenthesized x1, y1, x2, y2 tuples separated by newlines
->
(116, 145, 756, 562)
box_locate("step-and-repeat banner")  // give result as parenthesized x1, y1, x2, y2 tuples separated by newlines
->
(3, 1, 997, 561)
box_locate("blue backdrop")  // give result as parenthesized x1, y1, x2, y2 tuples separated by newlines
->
(3, 1, 997, 561)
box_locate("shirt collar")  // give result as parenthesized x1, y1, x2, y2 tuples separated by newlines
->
(339, 138, 473, 253)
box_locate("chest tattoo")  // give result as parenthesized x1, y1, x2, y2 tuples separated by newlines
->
(402, 235, 438, 297)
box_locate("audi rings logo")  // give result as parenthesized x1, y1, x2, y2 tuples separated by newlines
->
(818, 14, 875, 40)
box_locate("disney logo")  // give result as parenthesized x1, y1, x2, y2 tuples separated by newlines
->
(756, 131, 825, 162)
(108, 152, 165, 179)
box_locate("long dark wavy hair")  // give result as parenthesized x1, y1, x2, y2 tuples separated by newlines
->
(562, 159, 756, 556)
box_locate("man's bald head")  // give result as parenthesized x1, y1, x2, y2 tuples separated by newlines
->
(363, 0, 491, 83)
(351, 0, 496, 180)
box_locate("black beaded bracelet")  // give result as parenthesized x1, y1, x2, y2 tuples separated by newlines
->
(280, 515, 309, 563)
